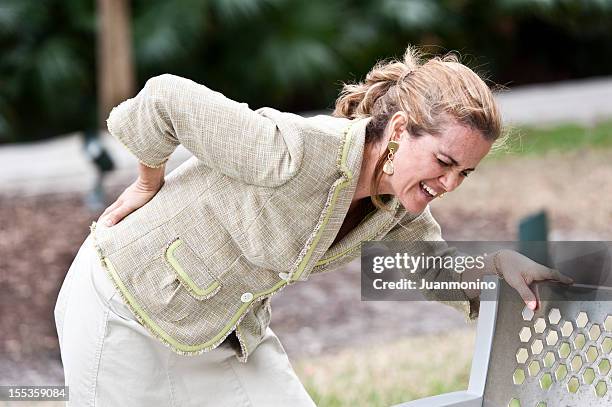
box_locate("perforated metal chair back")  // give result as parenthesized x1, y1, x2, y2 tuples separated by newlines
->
(392, 278, 612, 407)
(483, 280, 611, 406)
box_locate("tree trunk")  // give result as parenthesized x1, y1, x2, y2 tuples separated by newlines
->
(97, 0, 135, 128)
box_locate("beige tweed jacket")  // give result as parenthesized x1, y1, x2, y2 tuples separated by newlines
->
(89, 74, 479, 364)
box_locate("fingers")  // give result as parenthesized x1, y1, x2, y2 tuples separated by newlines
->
(515, 280, 538, 310)
(549, 268, 574, 285)
(99, 199, 122, 220)
(102, 202, 133, 227)
(536, 265, 574, 285)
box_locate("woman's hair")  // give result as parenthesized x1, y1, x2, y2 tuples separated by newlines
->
(332, 45, 503, 211)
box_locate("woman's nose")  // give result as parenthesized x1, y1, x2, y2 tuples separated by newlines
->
(439, 171, 461, 192)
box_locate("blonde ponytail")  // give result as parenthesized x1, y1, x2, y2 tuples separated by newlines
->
(333, 46, 421, 120)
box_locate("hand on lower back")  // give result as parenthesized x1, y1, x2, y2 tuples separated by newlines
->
(98, 176, 164, 227)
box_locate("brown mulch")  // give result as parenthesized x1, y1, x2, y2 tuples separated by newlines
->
(0, 194, 94, 362)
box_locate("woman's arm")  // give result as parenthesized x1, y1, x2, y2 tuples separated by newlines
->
(106, 74, 303, 187)
(381, 206, 573, 320)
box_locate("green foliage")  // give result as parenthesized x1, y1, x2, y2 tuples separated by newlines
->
(489, 120, 612, 158)
(0, 0, 95, 143)
(2, 0, 612, 143)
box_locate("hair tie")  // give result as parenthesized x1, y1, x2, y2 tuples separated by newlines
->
(402, 68, 416, 81)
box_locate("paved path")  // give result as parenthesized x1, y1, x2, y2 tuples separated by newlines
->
(495, 76, 612, 126)
(1, 76, 612, 197)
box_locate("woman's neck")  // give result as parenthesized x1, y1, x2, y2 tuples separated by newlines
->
(353, 139, 393, 203)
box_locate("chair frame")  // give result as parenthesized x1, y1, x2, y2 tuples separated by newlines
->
(392, 275, 500, 407)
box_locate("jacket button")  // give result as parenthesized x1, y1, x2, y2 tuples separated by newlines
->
(240, 292, 253, 303)
(278, 272, 290, 281)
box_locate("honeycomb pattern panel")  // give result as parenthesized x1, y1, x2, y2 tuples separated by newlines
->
(602, 337, 612, 354)
(583, 367, 595, 385)
(570, 355, 583, 372)
(576, 312, 588, 328)
(548, 308, 561, 325)
(513, 368, 526, 385)
(567, 376, 580, 393)
(519, 327, 532, 343)
(561, 321, 574, 337)
(528, 360, 541, 377)
(558, 341, 571, 358)
(534, 318, 547, 334)
(573, 333, 586, 350)
(516, 348, 529, 364)
(586, 346, 599, 363)
(539, 373, 553, 390)
(589, 324, 602, 341)
(555, 364, 568, 381)
(532, 339, 544, 355)
(508, 305, 612, 406)
(546, 330, 559, 346)
(522, 307, 535, 321)
(595, 381, 607, 398)
(598, 358, 610, 375)
(543, 351, 555, 368)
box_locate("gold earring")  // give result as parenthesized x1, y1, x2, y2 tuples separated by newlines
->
(382, 140, 400, 175)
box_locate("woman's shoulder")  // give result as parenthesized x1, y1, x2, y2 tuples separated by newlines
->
(255, 107, 352, 140)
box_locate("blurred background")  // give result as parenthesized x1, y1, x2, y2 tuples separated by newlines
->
(1, 1, 611, 406)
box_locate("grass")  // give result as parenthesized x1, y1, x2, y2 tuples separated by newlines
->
(293, 329, 476, 407)
(489, 120, 612, 158)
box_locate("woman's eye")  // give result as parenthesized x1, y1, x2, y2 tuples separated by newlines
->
(461, 171, 470, 178)
(436, 158, 450, 167)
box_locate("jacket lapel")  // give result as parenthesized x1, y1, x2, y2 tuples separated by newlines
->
(289, 116, 407, 281)
(318, 195, 405, 263)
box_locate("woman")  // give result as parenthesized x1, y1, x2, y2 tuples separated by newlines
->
(54, 46, 572, 406)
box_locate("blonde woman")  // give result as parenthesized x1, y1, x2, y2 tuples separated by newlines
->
(54, 46, 572, 406)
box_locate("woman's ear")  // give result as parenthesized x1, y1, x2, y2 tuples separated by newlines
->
(390, 111, 409, 142)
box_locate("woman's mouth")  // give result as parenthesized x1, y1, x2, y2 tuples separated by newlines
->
(419, 181, 438, 200)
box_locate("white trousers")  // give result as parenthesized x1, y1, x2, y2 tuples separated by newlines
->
(53, 235, 317, 407)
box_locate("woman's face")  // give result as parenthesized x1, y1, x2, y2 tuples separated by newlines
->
(380, 112, 493, 214)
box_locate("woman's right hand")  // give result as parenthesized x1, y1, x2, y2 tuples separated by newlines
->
(98, 163, 165, 227)
(494, 249, 574, 310)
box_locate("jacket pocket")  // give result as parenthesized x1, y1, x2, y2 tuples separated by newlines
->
(165, 237, 222, 300)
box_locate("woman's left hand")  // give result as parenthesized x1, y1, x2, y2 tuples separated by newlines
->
(97, 162, 166, 227)
(494, 249, 574, 310)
